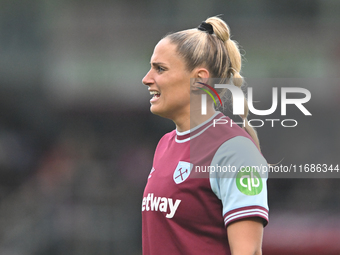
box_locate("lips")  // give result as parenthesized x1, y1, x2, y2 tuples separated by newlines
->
(149, 90, 161, 103)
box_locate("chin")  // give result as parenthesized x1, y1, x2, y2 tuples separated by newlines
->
(150, 105, 162, 116)
(150, 105, 170, 119)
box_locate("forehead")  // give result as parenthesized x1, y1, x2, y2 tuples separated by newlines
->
(151, 39, 183, 66)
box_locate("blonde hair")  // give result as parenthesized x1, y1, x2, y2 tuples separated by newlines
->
(165, 16, 260, 150)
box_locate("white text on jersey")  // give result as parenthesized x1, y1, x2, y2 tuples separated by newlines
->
(142, 193, 181, 218)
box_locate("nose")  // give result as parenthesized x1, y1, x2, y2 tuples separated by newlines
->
(142, 69, 153, 86)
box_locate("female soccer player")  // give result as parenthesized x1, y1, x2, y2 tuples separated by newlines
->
(142, 16, 269, 255)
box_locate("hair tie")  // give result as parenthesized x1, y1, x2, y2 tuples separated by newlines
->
(197, 22, 214, 34)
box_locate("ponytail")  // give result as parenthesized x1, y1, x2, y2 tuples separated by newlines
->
(166, 16, 261, 150)
(207, 17, 261, 150)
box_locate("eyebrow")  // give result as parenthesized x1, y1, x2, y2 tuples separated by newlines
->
(151, 62, 167, 67)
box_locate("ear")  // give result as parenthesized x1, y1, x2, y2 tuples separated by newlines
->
(191, 68, 210, 91)
(196, 68, 210, 80)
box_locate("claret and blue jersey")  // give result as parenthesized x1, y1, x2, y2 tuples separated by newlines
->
(142, 112, 269, 255)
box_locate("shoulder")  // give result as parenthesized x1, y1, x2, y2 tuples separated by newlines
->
(217, 136, 262, 158)
(193, 113, 254, 144)
(212, 136, 266, 176)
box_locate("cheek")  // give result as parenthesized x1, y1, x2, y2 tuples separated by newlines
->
(160, 71, 191, 99)
(173, 86, 191, 105)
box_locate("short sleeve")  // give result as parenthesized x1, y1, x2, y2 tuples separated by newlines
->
(209, 136, 269, 227)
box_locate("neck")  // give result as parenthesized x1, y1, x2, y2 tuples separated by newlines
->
(175, 106, 216, 132)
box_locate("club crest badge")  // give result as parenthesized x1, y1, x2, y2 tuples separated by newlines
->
(173, 161, 193, 184)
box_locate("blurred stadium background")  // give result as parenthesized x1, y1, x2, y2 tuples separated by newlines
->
(0, 0, 339, 254)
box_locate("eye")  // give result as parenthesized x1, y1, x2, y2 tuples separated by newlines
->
(156, 65, 165, 73)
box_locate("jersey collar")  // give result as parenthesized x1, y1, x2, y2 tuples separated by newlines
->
(175, 112, 225, 143)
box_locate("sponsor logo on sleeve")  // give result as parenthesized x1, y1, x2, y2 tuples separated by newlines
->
(236, 167, 263, 195)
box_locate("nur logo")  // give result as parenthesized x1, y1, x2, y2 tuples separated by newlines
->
(198, 81, 312, 117)
(236, 167, 263, 196)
